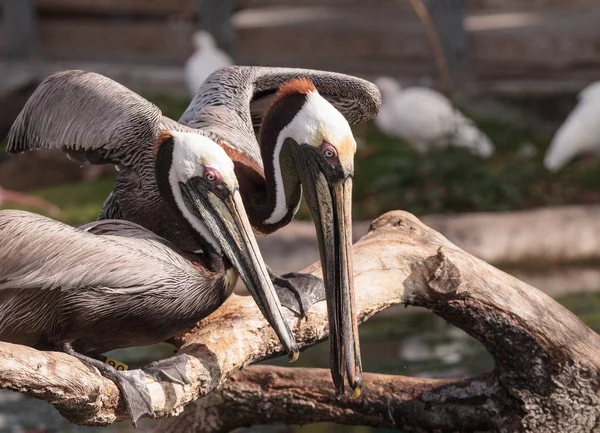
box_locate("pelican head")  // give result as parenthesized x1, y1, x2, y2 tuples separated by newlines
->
(154, 130, 298, 361)
(260, 78, 362, 397)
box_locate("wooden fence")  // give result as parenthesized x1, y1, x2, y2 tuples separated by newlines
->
(1, 0, 600, 94)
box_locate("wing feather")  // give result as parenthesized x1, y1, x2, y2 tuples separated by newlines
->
(0, 210, 194, 295)
(182, 66, 381, 129)
(179, 66, 381, 166)
(6, 70, 163, 168)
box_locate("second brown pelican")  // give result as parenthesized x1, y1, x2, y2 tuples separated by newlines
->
(180, 67, 381, 397)
(2, 110, 297, 424)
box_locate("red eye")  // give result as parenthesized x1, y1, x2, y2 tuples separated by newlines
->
(322, 143, 337, 159)
(204, 167, 221, 183)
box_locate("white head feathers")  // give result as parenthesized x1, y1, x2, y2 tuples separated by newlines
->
(287, 91, 355, 153)
(170, 131, 236, 189)
(168, 131, 237, 252)
(264, 86, 356, 225)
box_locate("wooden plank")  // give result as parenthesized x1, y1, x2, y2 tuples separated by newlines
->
(469, 11, 600, 78)
(466, 0, 599, 12)
(35, 0, 196, 16)
(38, 18, 194, 63)
(236, 0, 413, 10)
(234, 6, 420, 31)
(236, 5, 600, 80)
(2, 0, 37, 59)
(236, 23, 435, 78)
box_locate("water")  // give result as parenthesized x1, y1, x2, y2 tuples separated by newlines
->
(0, 292, 597, 433)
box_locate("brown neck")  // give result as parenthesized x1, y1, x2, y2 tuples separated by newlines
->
(220, 91, 307, 235)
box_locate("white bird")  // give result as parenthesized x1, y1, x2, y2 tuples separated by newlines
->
(544, 81, 600, 172)
(374, 76, 494, 158)
(184, 30, 233, 97)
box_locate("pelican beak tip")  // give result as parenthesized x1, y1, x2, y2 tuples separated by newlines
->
(289, 351, 300, 363)
(351, 385, 362, 399)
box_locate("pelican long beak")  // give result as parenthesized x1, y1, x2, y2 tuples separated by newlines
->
(181, 181, 299, 361)
(298, 163, 362, 397)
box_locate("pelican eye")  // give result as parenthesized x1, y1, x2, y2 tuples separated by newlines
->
(322, 144, 338, 159)
(204, 168, 222, 183)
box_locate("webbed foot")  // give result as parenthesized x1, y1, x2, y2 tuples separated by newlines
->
(62, 343, 153, 426)
(142, 354, 189, 385)
(114, 370, 154, 425)
(269, 268, 326, 316)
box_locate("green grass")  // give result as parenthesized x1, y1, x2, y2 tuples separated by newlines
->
(0, 178, 115, 226)
(347, 118, 600, 219)
(558, 292, 600, 333)
(144, 92, 192, 120)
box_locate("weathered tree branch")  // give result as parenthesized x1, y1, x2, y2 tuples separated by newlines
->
(156, 366, 511, 433)
(1, 210, 600, 431)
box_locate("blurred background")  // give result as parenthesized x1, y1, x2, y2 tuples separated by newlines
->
(1, 0, 600, 432)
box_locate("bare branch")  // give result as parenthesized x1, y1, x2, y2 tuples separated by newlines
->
(156, 366, 512, 433)
(1, 210, 599, 431)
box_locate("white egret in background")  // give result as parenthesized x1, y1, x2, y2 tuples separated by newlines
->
(185, 30, 233, 97)
(374, 76, 494, 158)
(544, 82, 600, 171)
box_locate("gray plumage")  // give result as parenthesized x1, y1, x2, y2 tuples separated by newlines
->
(7, 70, 205, 252)
(7, 67, 380, 250)
(0, 210, 230, 355)
(8, 70, 161, 178)
(180, 65, 381, 170)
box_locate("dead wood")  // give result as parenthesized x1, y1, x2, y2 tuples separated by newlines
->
(156, 366, 510, 433)
(1, 210, 599, 432)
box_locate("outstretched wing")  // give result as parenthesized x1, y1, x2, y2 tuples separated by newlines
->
(0, 210, 192, 294)
(179, 66, 381, 166)
(6, 70, 163, 168)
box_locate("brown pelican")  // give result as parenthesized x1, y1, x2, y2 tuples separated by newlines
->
(180, 66, 381, 397)
(2, 95, 297, 424)
(7, 67, 381, 398)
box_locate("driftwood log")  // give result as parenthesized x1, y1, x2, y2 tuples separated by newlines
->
(0, 210, 599, 432)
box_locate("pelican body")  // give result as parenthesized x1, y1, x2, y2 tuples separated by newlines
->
(0, 211, 232, 355)
(7, 67, 381, 398)
(4, 97, 298, 423)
